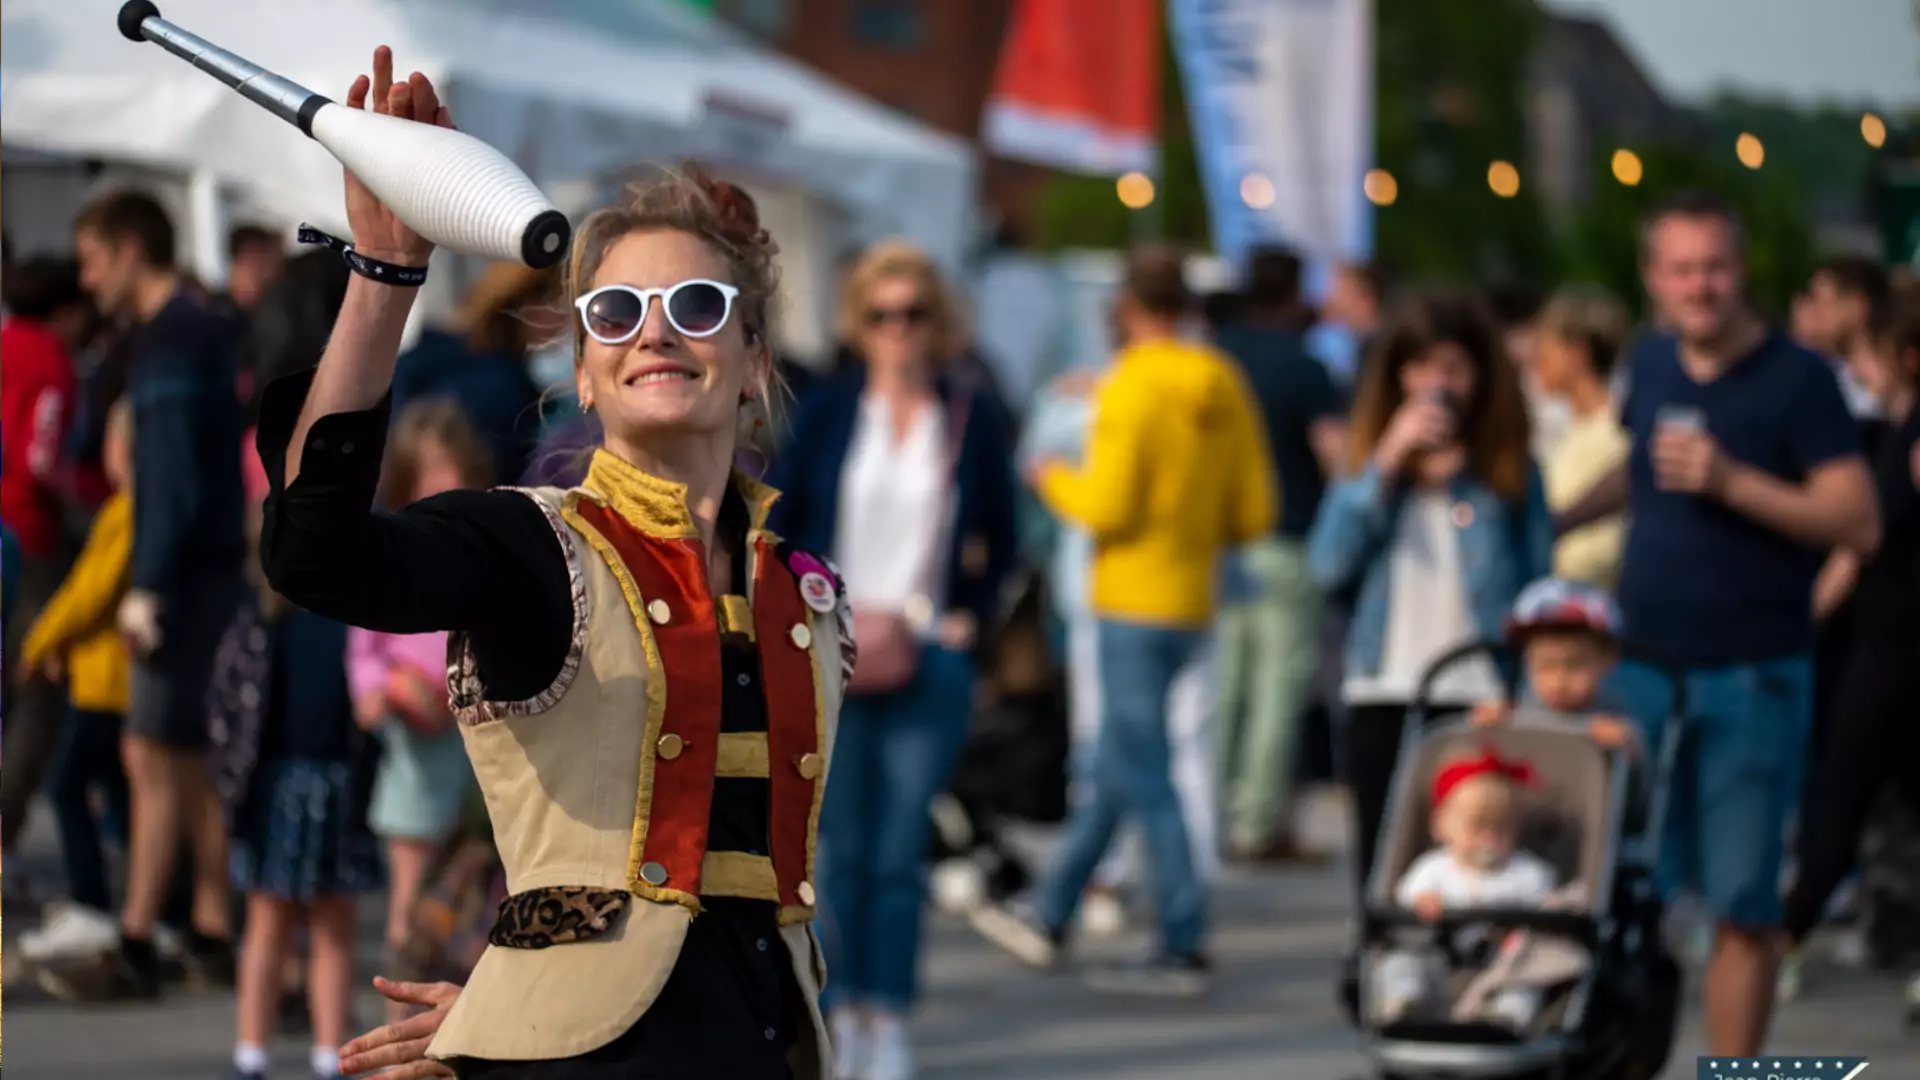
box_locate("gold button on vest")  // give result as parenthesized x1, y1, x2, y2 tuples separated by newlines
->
(790, 623, 812, 649)
(648, 598, 671, 624)
(657, 733, 685, 760)
(795, 753, 823, 780)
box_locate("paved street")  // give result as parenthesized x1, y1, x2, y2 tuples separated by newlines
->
(6, 802, 1917, 1079)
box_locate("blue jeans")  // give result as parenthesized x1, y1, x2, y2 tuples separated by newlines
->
(817, 644, 975, 1011)
(1609, 654, 1812, 928)
(1036, 619, 1208, 957)
(45, 706, 131, 912)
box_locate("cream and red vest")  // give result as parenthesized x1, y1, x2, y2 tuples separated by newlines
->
(427, 451, 849, 1075)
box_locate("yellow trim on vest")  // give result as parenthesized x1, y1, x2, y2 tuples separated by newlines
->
(561, 494, 698, 914)
(700, 850, 780, 902)
(583, 450, 781, 539)
(718, 594, 755, 639)
(790, 566, 829, 928)
(716, 732, 770, 778)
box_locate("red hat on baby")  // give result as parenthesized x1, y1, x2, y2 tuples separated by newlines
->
(1433, 748, 1537, 808)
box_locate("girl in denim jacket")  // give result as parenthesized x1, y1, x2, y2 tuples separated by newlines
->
(1307, 289, 1552, 901)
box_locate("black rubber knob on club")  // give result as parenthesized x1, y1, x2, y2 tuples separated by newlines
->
(520, 210, 573, 270)
(118, 0, 162, 42)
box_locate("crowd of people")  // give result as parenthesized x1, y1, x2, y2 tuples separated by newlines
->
(3, 58, 1919, 1080)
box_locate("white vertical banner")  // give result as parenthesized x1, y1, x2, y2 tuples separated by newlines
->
(1169, 0, 1374, 271)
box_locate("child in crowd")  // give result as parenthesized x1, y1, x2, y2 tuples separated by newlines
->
(347, 398, 490, 1024)
(17, 401, 135, 951)
(217, 477, 382, 1080)
(1472, 577, 1638, 755)
(1380, 748, 1556, 1028)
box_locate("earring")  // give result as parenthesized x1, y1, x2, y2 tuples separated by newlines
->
(581, 399, 594, 414)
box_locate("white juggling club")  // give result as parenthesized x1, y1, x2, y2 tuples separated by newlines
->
(117, 0, 571, 269)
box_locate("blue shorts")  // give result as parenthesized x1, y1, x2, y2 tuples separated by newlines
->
(1607, 654, 1811, 928)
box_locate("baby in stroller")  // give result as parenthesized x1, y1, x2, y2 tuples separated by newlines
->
(1354, 579, 1686, 1079)
(1375, 748, 1561, 1029)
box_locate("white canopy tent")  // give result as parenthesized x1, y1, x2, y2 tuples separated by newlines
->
(0, 0, 978, 360)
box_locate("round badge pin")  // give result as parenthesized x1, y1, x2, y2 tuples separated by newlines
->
(799, 571, 837, 613)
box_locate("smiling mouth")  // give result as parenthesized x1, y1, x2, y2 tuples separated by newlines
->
(625, 369, 700, 386)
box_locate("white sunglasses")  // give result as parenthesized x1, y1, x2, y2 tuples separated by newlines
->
(573, 279, 741, 343)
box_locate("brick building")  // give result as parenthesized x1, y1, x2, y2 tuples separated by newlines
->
(710, 0, 1052, 242)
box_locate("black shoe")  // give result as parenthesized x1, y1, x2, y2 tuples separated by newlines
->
(969, 902, 1065, 969)
(183, 932, 237, 990)
(1083, 952, 1211, 998)
(32, 947, 163, 1004)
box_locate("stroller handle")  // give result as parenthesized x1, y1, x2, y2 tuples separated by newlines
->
(1411, 638, 1688, 720)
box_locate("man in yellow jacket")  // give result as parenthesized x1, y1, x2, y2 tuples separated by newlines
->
(977, 245, 1276, 996)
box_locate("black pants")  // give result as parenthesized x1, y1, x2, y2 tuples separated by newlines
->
(45, 707, 131, 912)
(1784, 638, 1920, 944)
(1342, 701, 1418, 903)
(3, 553, 70, 851)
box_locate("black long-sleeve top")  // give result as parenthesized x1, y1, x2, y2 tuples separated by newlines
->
(256, 369, 798, 1079)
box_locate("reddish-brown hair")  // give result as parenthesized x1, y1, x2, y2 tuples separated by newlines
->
(1345, 288, 1533, 501)
(565, 162, 779, 351)
(562, 162, 782, 416)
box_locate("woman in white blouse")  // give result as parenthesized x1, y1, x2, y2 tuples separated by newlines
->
(765, 241, 1018, 1080)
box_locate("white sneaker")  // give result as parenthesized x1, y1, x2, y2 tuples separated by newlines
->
(20, 903, 118, 963)
(830, 1010, 868, 1080)
(866, 1018, 916, 1080)
(1081, 890, 1126, 938)
(929, 860, 985, 917)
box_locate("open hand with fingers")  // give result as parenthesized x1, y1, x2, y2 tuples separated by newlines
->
(340, 976, 462, 1078)
(343, 46, 456, 267)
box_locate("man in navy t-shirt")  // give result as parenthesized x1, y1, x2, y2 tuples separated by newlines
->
(68, 190, 246, 1001)
(1555, 191, 1878, 1058)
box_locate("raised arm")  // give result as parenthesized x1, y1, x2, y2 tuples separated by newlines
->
(260, 50, 569, 647)
(285, 47, 449, 483)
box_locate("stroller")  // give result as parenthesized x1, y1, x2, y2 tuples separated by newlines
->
(1353, 640, 1686, 1080)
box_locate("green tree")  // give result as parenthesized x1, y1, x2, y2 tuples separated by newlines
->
(1372, 0, 1558, 283)
(1559, 143, 1815, 319)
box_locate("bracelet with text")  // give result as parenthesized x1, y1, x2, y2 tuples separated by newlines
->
(297, 225, 428, 287)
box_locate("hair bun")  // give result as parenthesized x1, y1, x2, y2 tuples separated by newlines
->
(696, 169, 779, 258)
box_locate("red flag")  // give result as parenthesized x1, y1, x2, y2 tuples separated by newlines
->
(982, 0, 1161, 176)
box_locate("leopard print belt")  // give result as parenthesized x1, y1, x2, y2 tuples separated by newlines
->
(489, 886, 632, 949)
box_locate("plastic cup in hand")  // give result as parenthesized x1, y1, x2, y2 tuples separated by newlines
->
(1654, 404, 1705, 437)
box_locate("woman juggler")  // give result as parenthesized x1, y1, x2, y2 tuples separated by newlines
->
(261, 49, 852, 1079)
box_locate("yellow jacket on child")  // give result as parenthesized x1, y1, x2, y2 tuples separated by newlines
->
(1038, 337, 1277, 629)
(22, 493, 132, 714)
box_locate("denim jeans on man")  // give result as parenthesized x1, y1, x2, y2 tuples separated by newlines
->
(817, 644, 976, 1010)
(1036, 619, 1208, 958)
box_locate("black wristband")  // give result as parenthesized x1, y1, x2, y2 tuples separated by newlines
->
(297, 225, 428, 287)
